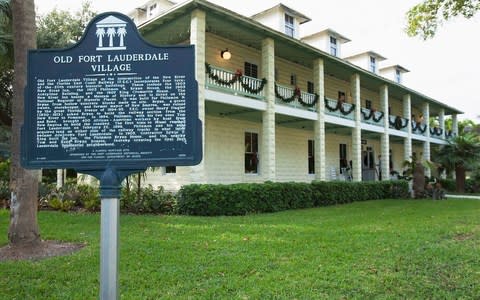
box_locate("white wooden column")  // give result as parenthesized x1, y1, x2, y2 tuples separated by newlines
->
(351, 74, 362, 182)
(403, 94, 412, 161)
(422, 102, 431, 177)
(190, 9, 206, 183)
(313, 58, 326, 181)
(380, 85, 390, 180)
(452, 113, 459, 136)
(261, 38, 276, 181)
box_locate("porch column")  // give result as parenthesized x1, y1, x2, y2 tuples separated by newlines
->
(403, 94, 412, 161)
(313, 58, 326, 181)
(422, 102, 431, 177)
(261, 38, 276, 180)
(351, 74, 361, 182)
(439, 108, 445, 135)
(380, 85, 390, 181)
(452, 113, 459, 136)
(190, 9, 206, 183)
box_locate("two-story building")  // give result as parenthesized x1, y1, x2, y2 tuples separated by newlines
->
(127, 0, 462, 190)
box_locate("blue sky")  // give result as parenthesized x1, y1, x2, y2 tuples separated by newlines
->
(36, 0, 480, 121)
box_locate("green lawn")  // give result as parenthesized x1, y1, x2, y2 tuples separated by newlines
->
(1, 199, 479, 299)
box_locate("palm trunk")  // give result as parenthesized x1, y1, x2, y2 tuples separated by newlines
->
(455, 164, 466, 193)
(8, 0, 41, 246)
(136, 173, 141, 203)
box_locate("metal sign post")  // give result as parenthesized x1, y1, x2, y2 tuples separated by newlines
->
(21, 12, 202, 299)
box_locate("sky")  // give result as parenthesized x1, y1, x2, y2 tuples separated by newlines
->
(35, 0, 480, 121)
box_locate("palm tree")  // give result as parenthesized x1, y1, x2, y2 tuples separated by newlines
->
(9, 0, 41, 245)
(117, 26, 126, 47)
(95, 27, 105, 47)
(106, 27, 115, 47)
(433, 133, 480, 193)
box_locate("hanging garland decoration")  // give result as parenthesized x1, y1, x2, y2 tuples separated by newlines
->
(412, 122, 427, 133)
(372, 110, 384, 123)
(324, 98, 355, 116)
(205, 63, 267, 94)
(389, 116, 408, 130)
(361, 108, 384, 123)
(274, 84, 298, 103)
(361, 108, 373, 120)
(274, 84, 319, 108)
(430, 127, 443, 136)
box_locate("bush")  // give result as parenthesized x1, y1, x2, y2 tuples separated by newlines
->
(311, 181, 408, 206)
(438, 179, 456, 192)
(177, 181, 408, 216)
(77, 185, 100, 212)
(120, 185, 176, 215)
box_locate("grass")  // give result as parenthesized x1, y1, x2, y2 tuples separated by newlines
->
(1, 199, 479, 299)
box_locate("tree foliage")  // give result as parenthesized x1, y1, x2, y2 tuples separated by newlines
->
(406, 0, 480, 39)
(36, 1, 95, 49)
(433, 133, 480, 192)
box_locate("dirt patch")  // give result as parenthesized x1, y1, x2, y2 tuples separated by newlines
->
(452, 233, 475, 241)
(0, 240, 85, 262)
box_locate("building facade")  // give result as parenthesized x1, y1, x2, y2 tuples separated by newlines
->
(128, 0, 462, 190)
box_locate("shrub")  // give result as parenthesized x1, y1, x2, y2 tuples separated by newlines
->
(177, 181, 408, 216)
(120, 185, 176, 215)
(77, 184, 100, 212)
(48, 197, 75, 212)
(177, 182, 315, 216)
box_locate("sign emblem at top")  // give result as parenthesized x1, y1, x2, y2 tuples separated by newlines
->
(95, 15, 128, 51)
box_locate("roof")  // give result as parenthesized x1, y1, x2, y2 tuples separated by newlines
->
(136, 0, 462, 115)
(344, 50, 387, 61)
(380, 64, 410, 73)
(250, 3, 311, 24)
(301, 28, 351, 43)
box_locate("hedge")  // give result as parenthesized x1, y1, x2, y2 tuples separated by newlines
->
(177, 180, 409, 216)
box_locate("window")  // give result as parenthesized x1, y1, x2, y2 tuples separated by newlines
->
(149, 3, 157, 16)
(308, 140, 315, 174)
(290, 74, 297, 85)
(165, 166, 176, 174)
(284, 14, 295, 37)
(365, 99, 372, 109)
(395, 69, 401, 83)
(245, 132, 258, 174)
(338, 91, 346, 101)
(330, 36, 338, 56)
(339, 143, 348, 173)
(369, 56, 376, 73)
(307, 81, 314, 94)
(244, 62, 258, 78)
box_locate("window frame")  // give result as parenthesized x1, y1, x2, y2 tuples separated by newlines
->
(244, 61, 258, 78)
(330, 36, 338, 56)
(244, 131, 259, 174)
(284, 13, 295, 37)
(308, 139, 315, 174)
(369, 56, 376, 73)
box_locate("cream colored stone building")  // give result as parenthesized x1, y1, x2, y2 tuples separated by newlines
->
(128, 0, 462, 190)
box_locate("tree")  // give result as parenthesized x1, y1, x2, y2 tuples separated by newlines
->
(406, 0, 480, 39)
(433, 133, 480, 192)
(8, 0, 40, 245)
(36, 1, 95, 49)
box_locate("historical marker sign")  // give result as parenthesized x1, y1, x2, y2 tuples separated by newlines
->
(22, 12, 202, 171)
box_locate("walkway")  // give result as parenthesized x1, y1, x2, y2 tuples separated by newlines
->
(445, 194, 480, 200)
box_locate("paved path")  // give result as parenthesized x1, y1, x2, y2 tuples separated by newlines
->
(445, 194, 480, 199)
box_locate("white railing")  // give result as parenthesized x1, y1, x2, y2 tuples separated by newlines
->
(205, 64, 265, 99)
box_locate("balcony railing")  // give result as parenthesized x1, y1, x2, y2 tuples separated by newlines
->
(361, 108, 384, 126)
(324, 97, 355, 120)
(412, 121, 428, 136)
(388, 115, 409, 132)
(274, 84, 317, 111)
(205, 63, 266, 99)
